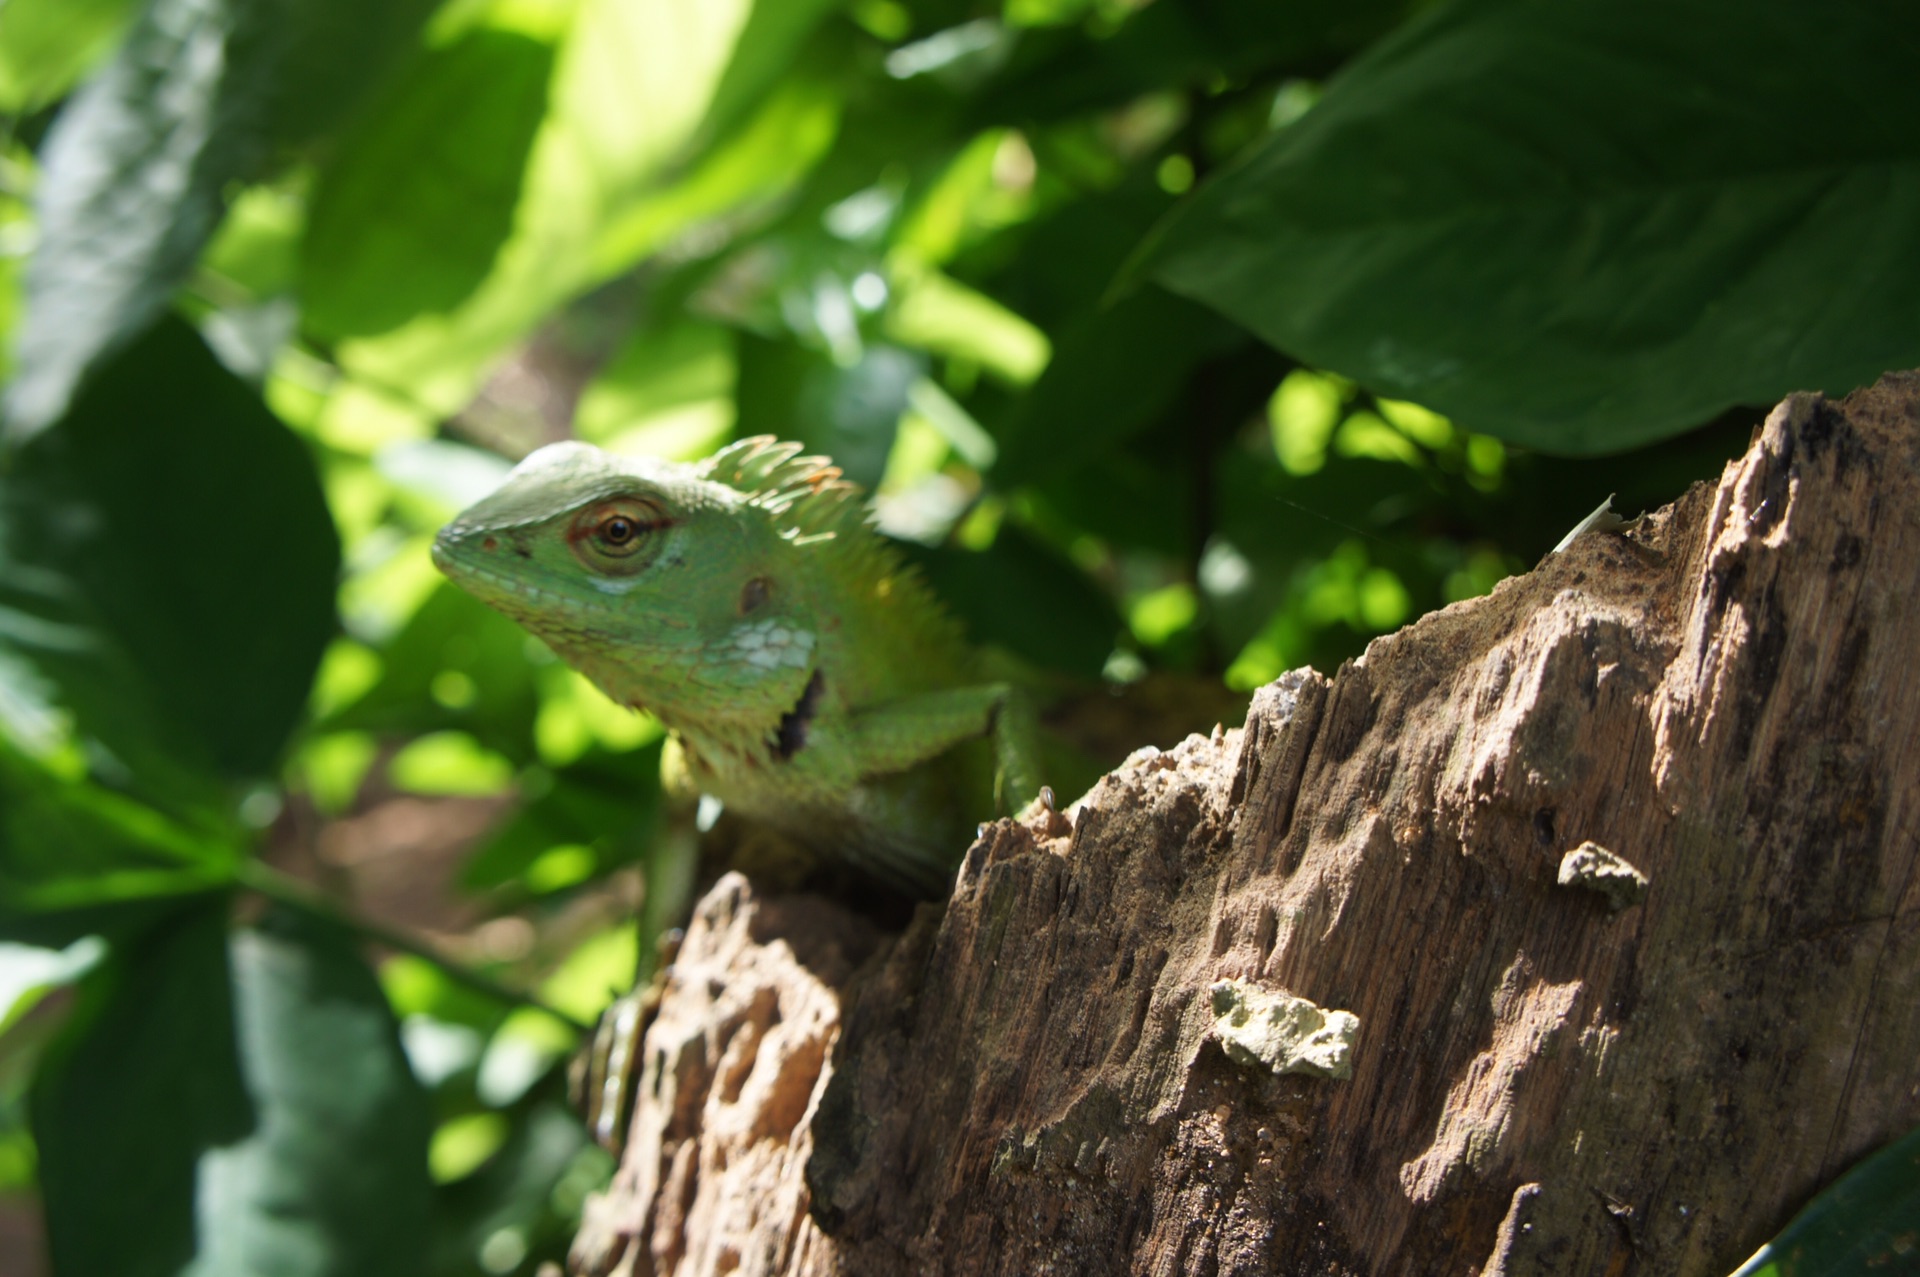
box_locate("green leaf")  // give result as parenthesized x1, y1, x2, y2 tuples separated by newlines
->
(693, 0, 846, 152)
(0, 316, 339, 787)
(983, 0, 1407, 123)
(0, 936, 104, 1036)
(1730, 1122, 1920, 1277)
(1147, 0, 1920, 454)
(885, 267, 1051, 387)
(463, 742, 663, 893)
(0, 737, 237, 943)
(991, 285, 1246, 486)
(983, 175, 1179, 332)
(430, 1101, 603, 1277)
(736, 335, 923, 489)
(335, 0, 843, 419)
(907, 524, 1120, 677)
(187, 909, 433, 1277)
(327, 583, 541, 763)
(5, 0, 436, 438)
(575, 318, 737, 456)
(301, 28, 557, 340)
(0, 0, 135, 112)
(32, 902, 252, 1277)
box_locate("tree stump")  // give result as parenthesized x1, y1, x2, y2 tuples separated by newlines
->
(570, 376, 1920, 1276)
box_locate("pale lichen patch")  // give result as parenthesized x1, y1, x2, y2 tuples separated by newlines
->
(1208, 979, 1358, 1080)
(1556, 840, 1649, 912)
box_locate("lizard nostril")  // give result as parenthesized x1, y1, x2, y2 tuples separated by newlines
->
(482, 536, 499, 551)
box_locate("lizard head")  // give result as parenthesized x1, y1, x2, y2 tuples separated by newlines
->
(431, 441, 819, 725)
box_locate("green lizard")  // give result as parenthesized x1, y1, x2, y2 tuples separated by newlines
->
(431, 435, 1041, 899)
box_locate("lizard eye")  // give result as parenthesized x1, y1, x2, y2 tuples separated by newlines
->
(569, 499, 667, 573)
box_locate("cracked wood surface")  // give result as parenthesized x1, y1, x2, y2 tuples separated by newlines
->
(570, 375, 1920, 1276)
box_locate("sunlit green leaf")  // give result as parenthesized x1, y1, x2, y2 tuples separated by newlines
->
(378, 954, 509, 1034)
(576, 320, 738, 456)
(886, 266, 1050, 386)
(476, 1007, 575, 1108)
(0, 0, 135, 112)
(388, 731, 516, 797)
(0, 937, 105, 1036)
(335, 0, 843, 420)
(539, 926, 637, 1025)
(293, 732, 378, 815)
(1267, 369, 1348, 475)
(1148, 0, 1920, 453)
(1129, 582, 1199, 649)
(201, 180, 308, 301)
(302, 28, 557, 340)
(533, 667, 661, 769)
(430, 1111, 509, 1184)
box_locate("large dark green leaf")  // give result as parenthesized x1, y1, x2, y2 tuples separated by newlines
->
(1147, 0, 1920, 454)
(301, 29, 556, 340)
(1730, 1123, 1920, 1277)
(4, 0, 436, 437)
(982, 176, 1178, 332)
(33, 904, 435, 1277)
(190, 909, 434, 1277)
(0, 317, 339, 787)
(33, 902, 253, 1277)
(983, 0, 1407, 125)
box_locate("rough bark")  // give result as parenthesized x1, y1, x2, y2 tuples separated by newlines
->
(570, 376, 1920, 1276)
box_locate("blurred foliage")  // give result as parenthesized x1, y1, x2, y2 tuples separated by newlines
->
(1728, 1122, 1920, 1277)
(0, 0, 1915, 1273)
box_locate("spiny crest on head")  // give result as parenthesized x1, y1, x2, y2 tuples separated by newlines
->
(700, 435, 868, 541)
(699, 436, 962, 646)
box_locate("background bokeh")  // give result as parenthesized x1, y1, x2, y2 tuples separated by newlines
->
(2, 0, 1916, 1273)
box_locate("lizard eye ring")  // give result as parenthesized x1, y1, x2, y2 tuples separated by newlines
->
(599, 514, 641, 547)
(570, 499, 668, 572)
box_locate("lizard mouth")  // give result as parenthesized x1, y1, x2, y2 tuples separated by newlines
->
(773, 670, 825, 760)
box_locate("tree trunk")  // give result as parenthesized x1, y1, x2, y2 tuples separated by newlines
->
(569, 376, 1920, 1277)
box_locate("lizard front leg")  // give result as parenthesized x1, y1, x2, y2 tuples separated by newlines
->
(844, 682, 1042, 813)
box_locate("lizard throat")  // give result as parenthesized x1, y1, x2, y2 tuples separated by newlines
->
(774, 670, 826, 761)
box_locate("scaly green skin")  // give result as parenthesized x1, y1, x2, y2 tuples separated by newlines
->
(432, 436, 1036, 896)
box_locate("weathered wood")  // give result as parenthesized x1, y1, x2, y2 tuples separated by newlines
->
(572, 375, 1920, 1276)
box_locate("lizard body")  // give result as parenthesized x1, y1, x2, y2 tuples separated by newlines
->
(432, 436, 1037, 896)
